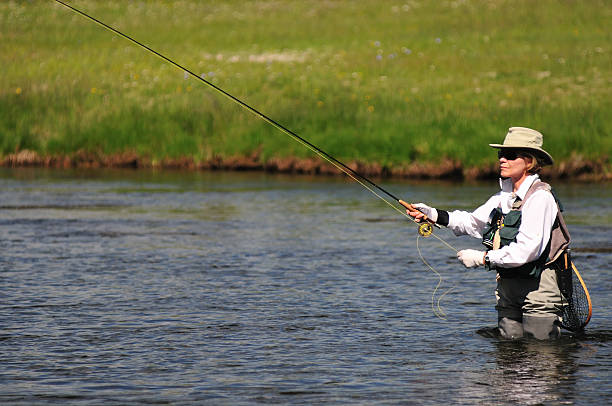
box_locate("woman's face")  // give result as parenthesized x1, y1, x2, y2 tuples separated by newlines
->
(498, 149, 532, 181)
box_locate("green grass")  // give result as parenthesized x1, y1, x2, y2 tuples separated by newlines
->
(1, 0, 610, 169)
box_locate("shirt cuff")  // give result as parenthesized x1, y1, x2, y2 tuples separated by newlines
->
(436, 209, 449, 227)
(485, 249, 503, 267)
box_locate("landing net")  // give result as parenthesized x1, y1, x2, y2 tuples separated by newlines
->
(557, 257, 592, 332)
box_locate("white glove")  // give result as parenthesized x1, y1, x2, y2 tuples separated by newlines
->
(457, 249, 485, 268)
(411, 203, 438, 223)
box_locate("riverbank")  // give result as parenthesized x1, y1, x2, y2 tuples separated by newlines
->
(2, 1, 610, 175)
(3, 149, 609, 181)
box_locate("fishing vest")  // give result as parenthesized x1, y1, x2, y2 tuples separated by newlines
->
(482, 180, 571, 279)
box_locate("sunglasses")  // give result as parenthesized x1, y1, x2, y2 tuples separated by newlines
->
(497, 150, 523, 160)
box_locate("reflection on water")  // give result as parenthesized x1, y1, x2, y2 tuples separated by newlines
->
(0, 168, 610, 405)
(484, 339, 582, 404)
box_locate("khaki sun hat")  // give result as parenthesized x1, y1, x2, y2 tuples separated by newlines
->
(489, 127, 554, 166)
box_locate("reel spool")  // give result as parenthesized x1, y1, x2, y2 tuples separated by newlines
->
(418, 222, 433, 237)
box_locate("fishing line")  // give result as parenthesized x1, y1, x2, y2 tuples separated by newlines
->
(54, 0, 461, 317)
(416, 234, 460, 320)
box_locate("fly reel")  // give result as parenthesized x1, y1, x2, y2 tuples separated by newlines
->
(418, 222, 433, 237)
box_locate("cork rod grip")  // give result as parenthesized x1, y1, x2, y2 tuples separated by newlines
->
(398, 199, 438, 227)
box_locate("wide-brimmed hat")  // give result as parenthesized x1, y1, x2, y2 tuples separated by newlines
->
(489, 127, 554, 166)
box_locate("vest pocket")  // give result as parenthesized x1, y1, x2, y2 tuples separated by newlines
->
(499, 210, 521, 243)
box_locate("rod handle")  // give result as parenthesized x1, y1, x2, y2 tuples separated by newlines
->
(398, 200, 440, 228)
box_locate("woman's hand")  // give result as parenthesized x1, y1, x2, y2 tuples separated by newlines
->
(406, 203, 438, 223)
(457, 249, 486, 268)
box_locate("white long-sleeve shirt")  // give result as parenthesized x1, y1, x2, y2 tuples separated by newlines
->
(447, 174, 558, 268)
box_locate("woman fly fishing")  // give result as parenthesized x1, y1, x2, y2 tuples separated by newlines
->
(407, 127, 570, 340)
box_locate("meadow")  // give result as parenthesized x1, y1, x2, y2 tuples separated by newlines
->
(1, 0, 610, 177)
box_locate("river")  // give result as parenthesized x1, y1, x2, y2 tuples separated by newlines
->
(1, 168, 610, 405)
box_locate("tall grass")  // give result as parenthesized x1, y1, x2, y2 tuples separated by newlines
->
(1, 0, 610, 169)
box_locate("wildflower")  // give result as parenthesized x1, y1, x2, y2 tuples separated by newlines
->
(374, 41, 381, 47)
(402, 47, 412, 55)
(368, 105, 375, 113)
(435, 38, 442, 44)
(91, 87, 97, 94)
(376, 55, 382, 61)
(184, 71, 189, 80)
(15, 87, 22, 95)
(317, 101, 324, 108)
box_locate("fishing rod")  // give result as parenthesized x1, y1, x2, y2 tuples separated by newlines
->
(53, 0, 439, 236)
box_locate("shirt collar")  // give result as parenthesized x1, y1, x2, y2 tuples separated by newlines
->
(515, 174, 539, 200)
(498, 174, 540, 199)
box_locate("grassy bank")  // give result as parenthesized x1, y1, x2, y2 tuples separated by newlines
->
(1, 0, 610, 177)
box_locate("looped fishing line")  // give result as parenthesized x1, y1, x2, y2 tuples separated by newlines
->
(416, 234, 458, 320)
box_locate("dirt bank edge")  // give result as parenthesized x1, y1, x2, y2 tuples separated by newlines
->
(2, 150, 610, 181)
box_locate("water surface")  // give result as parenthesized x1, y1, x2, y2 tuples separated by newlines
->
(1, 168, 610, 405)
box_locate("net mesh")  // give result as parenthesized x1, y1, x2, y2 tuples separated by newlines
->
(557, 257, 592, 332)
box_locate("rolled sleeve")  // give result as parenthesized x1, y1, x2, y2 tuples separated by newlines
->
(447, 195, 501, 238)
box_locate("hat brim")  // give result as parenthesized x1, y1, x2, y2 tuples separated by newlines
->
(489, 144, 554, 166)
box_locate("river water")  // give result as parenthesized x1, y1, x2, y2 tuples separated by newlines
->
(1, 168, 610, 405)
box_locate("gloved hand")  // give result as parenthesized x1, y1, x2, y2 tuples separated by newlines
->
(457, 249, 486, 268)
(407, 203, 438, 223)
